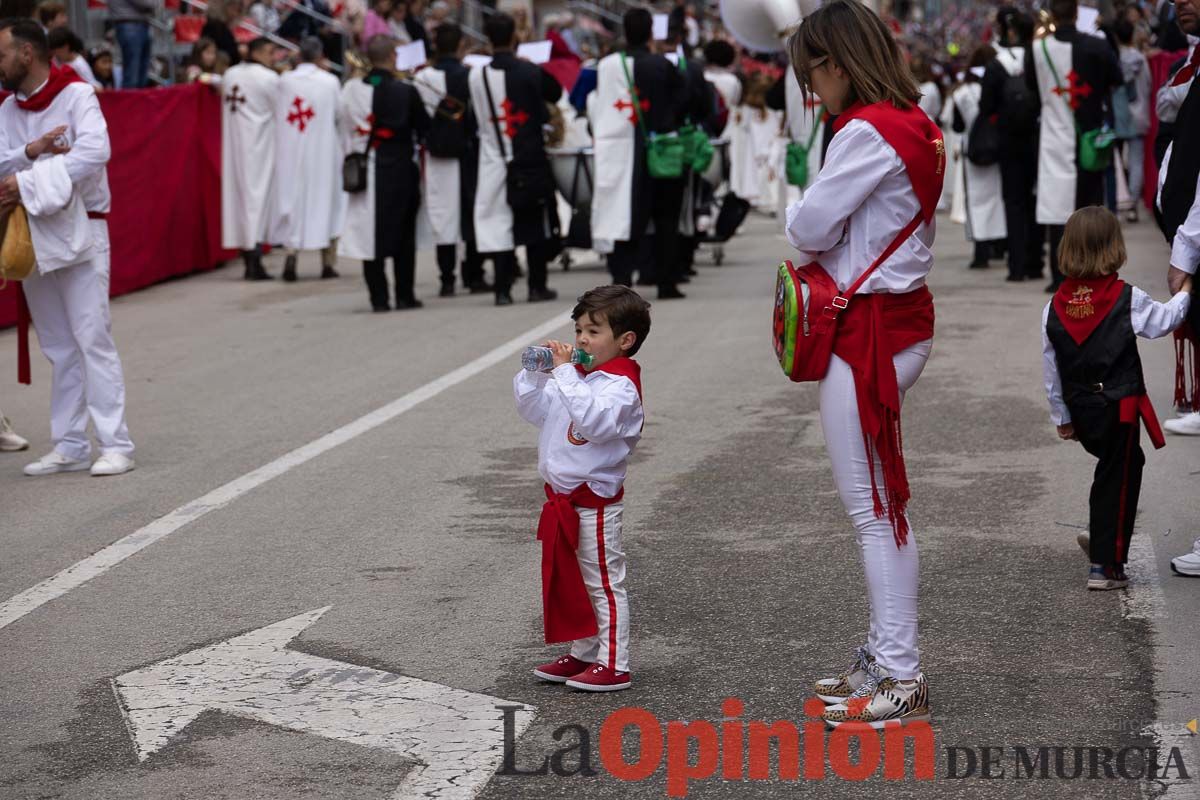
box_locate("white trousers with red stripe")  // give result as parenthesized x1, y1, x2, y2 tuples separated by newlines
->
(819, 340, 931, 681)
(568, 503, 630, 674)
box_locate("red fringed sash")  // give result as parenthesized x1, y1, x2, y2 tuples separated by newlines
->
(831, 287, 935, 548)
(1174, 324, 1199, 413)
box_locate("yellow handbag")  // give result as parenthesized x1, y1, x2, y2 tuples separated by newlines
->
(0, 206, 35, 286)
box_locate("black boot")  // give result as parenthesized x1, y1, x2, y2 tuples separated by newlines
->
(244, 250, 273, 281)
(320, 265, 340, 279)
(282, 255, 298, 282)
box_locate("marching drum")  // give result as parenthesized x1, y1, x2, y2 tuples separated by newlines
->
(547, 146, 595, 210)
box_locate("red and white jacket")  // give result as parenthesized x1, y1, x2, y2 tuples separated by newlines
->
(514, 359, 644, 499)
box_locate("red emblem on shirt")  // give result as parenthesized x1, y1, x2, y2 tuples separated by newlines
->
(287, 96, 315, 132)
(567, 422, 589, 446)
(614, 95, 651, 125)
(1052, 71, 1093, 110)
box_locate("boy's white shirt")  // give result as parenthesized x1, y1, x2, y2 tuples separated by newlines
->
(1041, 287, 1191, 425)
(514, 363, 644, 499)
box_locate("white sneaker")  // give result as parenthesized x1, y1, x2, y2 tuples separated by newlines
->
(23, 451, 89, 476)
(1164, 412, 1200, 436)
(90, 452, 135, 476)
(822, 671, 931, 729)
(1171, 539, 1200, 577)
(0, 416, 29, 452)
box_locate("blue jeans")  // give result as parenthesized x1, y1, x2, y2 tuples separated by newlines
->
(115, 21, 151, 88)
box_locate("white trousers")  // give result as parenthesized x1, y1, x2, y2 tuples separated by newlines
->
(569, 503, 630, 673)
(819, 340, 932, 680)
(22, 232, 133, 460)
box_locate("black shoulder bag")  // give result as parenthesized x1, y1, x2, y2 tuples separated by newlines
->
(343, 123, 373, 194)
(481, 66, 552, 211)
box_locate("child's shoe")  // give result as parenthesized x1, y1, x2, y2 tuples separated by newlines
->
(565, 663, 631, 692)
(533, 654, 592, 683)
(1170, 539, 1200, 577)
(822, 673, 931, 729)
(813, 645, 878, 705)
(1087, 564, 1129, 590)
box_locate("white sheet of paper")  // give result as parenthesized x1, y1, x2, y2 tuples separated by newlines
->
(517, 40, 553, 64)
(463, 54, 493, 68)
(653, 13, 669, 40)
(395, 40, 427, 72)
(1077, 6, 1104, 38)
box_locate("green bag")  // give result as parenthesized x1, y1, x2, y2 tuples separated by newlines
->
(679, 123, 699, 164)
(690, 130, 714, 173)
(621, 52, 684, 179)
(1041, 38, 1114, 174)
(786, 106, 824, 187)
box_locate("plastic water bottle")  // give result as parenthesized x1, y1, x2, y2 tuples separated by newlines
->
(522, 346, 594, 371)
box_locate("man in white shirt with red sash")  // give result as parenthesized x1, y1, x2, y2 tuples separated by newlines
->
(0, 18, 134, 476)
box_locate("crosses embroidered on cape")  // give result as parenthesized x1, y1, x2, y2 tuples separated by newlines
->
(1065, 285, 1096, 319)
(1052, 70, 1093, 110)
(287, 96, 315, 132)
(225, 86, 247, 114)
(493, 98, 529, 138)
(614, 95, 651, 125)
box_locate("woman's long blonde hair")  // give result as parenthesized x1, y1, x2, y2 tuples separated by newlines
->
(787, 0, 920, 111)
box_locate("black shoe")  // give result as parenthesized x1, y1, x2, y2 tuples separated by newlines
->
(246, 266, 274, 281)
(468, 280, 494, 294)
(282, 255, 298, 282)
(396, 297, 424, 310)
(495, 293, 514, 306)
(372, 304, 390, 313)
(967, 261, 989, 270)
(635, 278, 656, 287)
(678, 275, 691, 284)
(320, 265, 340, 279)
(685, 268, 699, 276)
(528, 287, 559, 303)
(1005, 274, 1026, 283)
(658, 287, 686, 300)
(439, 284, 455, 298)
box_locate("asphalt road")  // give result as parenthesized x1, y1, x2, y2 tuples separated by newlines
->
(0, 210, 1196, 800)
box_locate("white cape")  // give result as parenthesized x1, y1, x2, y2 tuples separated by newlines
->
(221, 62, 279, 250)
(589, 52, 636, 246)
(414, 67, 462, 247)
(951, 83, 1006, 241)
(336, 78, 377, 261)
(468, 65, 515, 253)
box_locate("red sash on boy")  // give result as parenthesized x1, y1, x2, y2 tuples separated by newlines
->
(1052, 275, 1167, 450)
(828, 100, 944, 548)
(537, 483, 622, 643)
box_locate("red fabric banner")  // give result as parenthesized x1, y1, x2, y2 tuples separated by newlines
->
(0, 83, 232, 330)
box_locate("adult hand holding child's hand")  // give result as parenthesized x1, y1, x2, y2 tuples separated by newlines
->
(1057, 424, 1076, 441)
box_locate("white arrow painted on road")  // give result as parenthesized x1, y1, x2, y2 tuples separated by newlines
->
(111, 607, 536, 800)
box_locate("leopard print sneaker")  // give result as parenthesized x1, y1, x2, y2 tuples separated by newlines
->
(822, 672, 931, 729)
(812, 646, 879, 705)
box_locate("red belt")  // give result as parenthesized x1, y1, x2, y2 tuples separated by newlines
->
(1119, 394, 1165, 450)
(536, 483, 623, 643)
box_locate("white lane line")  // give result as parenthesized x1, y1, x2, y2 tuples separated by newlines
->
(0, 313, 570, 632)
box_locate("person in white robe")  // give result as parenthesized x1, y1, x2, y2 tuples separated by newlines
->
(222, 38, 280, 280)
(271, 37, 343, 282)
(949, 55, 1006, 269)
(0, 19, 134, 476)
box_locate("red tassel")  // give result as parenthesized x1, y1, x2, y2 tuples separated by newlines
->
(1176, 324, 1200, 413)
(16, 284, 31, 385)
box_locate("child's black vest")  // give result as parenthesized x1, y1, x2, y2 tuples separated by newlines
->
(1046, 284, 1145, 412)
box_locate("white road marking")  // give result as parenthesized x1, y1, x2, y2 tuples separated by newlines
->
(112, 607, 536, 800)
(0, 314, 570, 631)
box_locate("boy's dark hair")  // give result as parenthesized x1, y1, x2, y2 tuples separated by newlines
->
(484, 12, 515, 48)
(703, 39, 735, 68)
(623, 8, 652, 47)
(1050, 0, 1077, 24)
(572, 286, 652, 357)
(47, 26, 82, 54)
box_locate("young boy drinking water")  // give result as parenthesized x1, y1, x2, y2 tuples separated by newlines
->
(514, 286, 650, 692)
(1042, 207, 1192, 589)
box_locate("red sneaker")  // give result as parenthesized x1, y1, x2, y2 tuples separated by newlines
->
(533, 654, 592, 683)
(565, 663, 632, 692)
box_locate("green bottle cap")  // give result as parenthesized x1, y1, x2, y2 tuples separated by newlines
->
(575, 349, 595, 368)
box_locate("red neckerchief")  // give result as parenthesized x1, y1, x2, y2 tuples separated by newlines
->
(16, 65, 82, 112)
(574, 356, 643, 400)
(834, 100, 946, 224)
(1052, 273, 1126, 346)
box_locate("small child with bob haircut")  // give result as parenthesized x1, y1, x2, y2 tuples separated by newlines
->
(514, 285, 650, 692)
(1042, 207, 1191, 590)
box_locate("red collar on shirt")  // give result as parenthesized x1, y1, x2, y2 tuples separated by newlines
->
(1052, 273, 1126, 345)
(574, 356, 642, 400)
(833, 100, 946, 224)
(16, 65, 82, 112)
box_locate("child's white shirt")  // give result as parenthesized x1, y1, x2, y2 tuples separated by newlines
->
(514, 363, 644, 498)
(1041, 287, 1191, 425)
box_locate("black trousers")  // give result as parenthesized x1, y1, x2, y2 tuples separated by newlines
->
(436, 242, 484, 288)
(609, 176, 686, 292)
(1074, 402, 1145, 566)
(492, 239, 549, 298)
(999, 152, 1041, 279)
